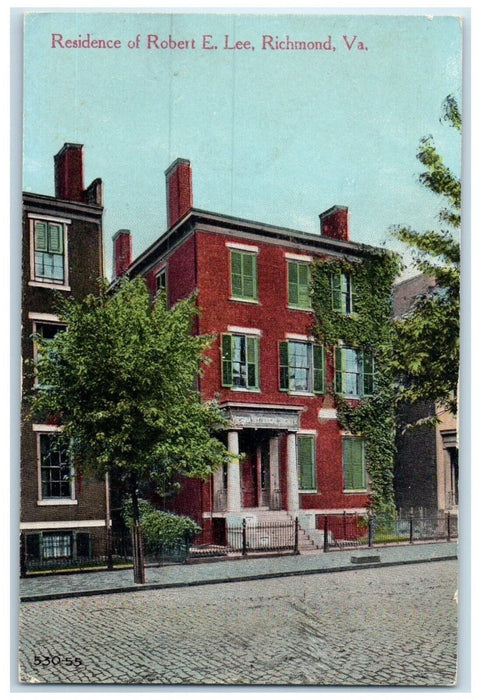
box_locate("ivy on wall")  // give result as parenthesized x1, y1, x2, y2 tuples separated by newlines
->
(311, 250, 401, 516)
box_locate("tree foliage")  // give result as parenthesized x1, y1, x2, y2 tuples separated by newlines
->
(30, 278, 231, 504)
(390, 95, 461, 414)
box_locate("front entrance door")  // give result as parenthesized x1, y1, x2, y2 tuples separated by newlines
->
(259, 443, 270, 507)
(241, 452, 258, 508)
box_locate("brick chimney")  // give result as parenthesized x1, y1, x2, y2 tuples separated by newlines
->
(319, 206, 350, 241)
(54, 143, 86, 202)
(112, 229, 132, 279)
(53, 143, 103, 206)
(165, 158, 193, 228)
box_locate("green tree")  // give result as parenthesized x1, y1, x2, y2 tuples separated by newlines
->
(30, 278, 230, 581)
(391, 95, 461, 415)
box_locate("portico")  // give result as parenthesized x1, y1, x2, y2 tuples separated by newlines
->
(213, 403, 303, 515)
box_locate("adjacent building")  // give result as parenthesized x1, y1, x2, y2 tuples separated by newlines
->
(113, 158, 387, 542)
(393, 274, 459, 517)
(21, 144, 108, 566)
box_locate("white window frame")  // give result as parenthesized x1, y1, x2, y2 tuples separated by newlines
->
(28, 214, 71, 291)
(32, 319, 67, 388)
(287, 258, 313, 311)
(35, 429, 77, 505)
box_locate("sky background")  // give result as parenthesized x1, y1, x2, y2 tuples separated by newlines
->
(22, 11, 462, 279)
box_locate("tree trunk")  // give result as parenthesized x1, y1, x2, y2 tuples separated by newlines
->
(131, 480, 146, 584)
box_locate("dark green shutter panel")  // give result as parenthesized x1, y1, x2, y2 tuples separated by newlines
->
(242, 253, 257, 299)
(331, 273, 342, 312)
(76, 532, 91, 558)
(335, 347, 343, 393)
(26, 533, 41, 560)
(298, 436, 315, 490)
(48, 224, 63, 254)
(231, 251, 243, 297)
(246, 336, 259, 389)
(221, 334, 233, 387)
(313, 345, 325, 394)
(34, 222, 48, 252)
(288, 262, 298, 306)
(351, 439, 365, 489)
(343, 438, 365, 490)
(279, 341, 289, 391)
(350, 276, 357, 313)
(363, 352, 375, 396)
(298, 264, 311, 308)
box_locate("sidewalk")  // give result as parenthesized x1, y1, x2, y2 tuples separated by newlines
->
(19, 541, 457, 602)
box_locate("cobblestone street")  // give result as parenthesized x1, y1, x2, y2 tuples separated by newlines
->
(18, 560, 457, 687)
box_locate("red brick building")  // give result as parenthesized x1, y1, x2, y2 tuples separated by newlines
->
(114, 159, 383, 541)
(21, 144, 108, 565)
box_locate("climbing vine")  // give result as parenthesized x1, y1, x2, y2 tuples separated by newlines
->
(311, 250, 401, 517)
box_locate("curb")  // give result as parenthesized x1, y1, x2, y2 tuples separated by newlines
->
(20, 553, 457, 603)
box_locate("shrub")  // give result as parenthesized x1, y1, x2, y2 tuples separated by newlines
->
(123, 499, 201, 548)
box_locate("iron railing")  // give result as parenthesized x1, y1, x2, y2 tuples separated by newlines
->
(20, 512, 457, 576)
(20, 519, 300, 575)
(320, 512, 458, 552)
(227, 519, 299, 555)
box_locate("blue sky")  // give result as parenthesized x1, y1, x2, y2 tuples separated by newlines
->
(23, 11, 462, 278)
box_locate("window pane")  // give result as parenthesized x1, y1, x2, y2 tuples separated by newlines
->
(42, 532, 72, 559)
(289, 342, 310, 391)
(339, 347, 361, 397)
(40, 435, 72, 499)
(232, 335, 246, 387)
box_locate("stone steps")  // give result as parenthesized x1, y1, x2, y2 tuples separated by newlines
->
(237, 511, 319, 551)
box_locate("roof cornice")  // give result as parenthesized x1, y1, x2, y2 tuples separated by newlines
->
(127, 207, 382, 278)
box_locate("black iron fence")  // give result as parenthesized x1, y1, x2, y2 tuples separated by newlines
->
(320, 512, 458, 552)
(20, 512, 457, 576)
(20, 519, 300, 575)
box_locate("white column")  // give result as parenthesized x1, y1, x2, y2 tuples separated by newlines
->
(286, 431, 299, 513)
(227, 430, 241, 512)
(269, 436, 280, 506)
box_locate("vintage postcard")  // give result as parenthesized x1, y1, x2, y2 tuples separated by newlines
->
(17, 9, 464, 688)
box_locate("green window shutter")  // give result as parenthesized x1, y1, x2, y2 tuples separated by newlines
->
(242, 253, 257, 300)
(313, 345, 325, 394)
(279, 341, 289, 391)
(331, 273, 342, 312)
(221, 334, 233, 387)
(363, 351, 375, 396)
(48, 224, 63, 254)
(34, 222, 48, 252)
(350, 276, 357, 313)
(231, 251, 257, 300)
(230, 251, 243, 297)
(298, 435, 316, 490)
(343, 438, 365, 490)
(298, 264, 311, 308)
(288, 262, 298, 306)
(335, 346, 343, 393)
(246, 336, 259, 389)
